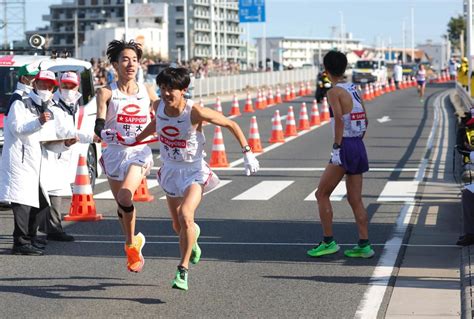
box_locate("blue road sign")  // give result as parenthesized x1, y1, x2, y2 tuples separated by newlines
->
(239, 0, 266, 23)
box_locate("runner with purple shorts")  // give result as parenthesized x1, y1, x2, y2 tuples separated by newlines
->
(307, 50, 375, 259)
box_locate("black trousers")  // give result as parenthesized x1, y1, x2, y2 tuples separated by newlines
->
(12, 187, 49, 246)
(39, 195, 64, 235)
(462, 189, 474, 235)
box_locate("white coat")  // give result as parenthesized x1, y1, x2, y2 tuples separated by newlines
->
(393, 64, 403, 82)
(0, 91, 68, 208)
(42, 91, 94, 196)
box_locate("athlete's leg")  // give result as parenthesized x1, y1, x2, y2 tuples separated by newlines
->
(420, 83, 426, 98)
(166, 196, 183, 235)
(315, 164, 346, 237)
(176, 183, 203, 270)
(109, 164, 145, 245)
(345, 173, 369, 239)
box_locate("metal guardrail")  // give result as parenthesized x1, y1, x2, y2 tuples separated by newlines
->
(192, 67, 318, 98)
(456, 82, 473, 112)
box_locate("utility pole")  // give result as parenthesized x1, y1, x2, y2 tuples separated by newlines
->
(0, 0, 26, 49)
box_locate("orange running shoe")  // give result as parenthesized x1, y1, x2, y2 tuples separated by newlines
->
(124, 232, 146, 273)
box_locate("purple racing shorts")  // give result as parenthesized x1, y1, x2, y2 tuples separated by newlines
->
(338, 137, 369, 175)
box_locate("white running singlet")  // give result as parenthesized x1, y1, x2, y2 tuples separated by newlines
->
(155, 99, 206, 164)
(332, 82, 367, 138)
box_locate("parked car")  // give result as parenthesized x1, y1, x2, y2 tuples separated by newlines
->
(352, 59, 387, 84)
(0, 54, 102, 187)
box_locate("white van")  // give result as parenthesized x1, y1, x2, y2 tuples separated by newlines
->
(0, 54, 102, 187)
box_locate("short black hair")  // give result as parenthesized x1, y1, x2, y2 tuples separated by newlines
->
(323, 51, 347, 77)
(106, 40, 143, 63)
(156, 67, 190, 90)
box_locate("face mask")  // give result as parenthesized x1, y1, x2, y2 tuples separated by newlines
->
(36, 89, 53, 102)
(17, 82, 32, 94)
(60, 89, 81, 104)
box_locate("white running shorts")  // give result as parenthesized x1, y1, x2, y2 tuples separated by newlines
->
(157, 160, 220, 198)
(100, 144, 153, 181)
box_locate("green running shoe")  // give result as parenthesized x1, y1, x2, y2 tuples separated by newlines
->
(190, 223, 201, 264)
(172, 266, 188, 291)
(344, 244, 375, 258)
(307, 241, 340, 257)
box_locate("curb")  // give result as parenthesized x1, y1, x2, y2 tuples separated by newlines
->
(461, 246, 473, 319)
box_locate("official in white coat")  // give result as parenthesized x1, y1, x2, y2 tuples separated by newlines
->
(0, 70, 77, 256)
(40, 71, 97, 241)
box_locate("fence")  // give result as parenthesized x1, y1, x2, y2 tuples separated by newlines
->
(192, 67, 318, 98)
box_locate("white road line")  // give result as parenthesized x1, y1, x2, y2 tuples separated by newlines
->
(424, 205, 439, 226)
(95, 179, 159, 199)
(304, 182, 347, 201)
(61, 240, 459, 248)
(232, 180, 294, 200)
(158, 180, 232, 199)
(355, 91, 448, 319)
(376, 181, 420, 202)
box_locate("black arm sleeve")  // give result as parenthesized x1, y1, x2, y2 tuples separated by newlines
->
(94, 118, 105, 137)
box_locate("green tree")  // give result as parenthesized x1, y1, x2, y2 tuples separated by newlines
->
(447, 14, 466, 51)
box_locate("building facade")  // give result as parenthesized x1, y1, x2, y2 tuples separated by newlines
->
(255, 36, 363, 68)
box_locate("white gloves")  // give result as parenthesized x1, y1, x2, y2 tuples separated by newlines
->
(243, 151, 260, 176)
(100, 129, 117, 143)
(330, 148, 342, 166)
(117, 134, 137, 146)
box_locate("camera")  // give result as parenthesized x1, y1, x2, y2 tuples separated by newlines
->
(29, 34, 46, 50)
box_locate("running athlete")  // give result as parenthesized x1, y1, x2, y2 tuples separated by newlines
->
(119, 67, 260, 290)
(94, 40, 158, 273)
(307, 50, 374, 259)
(416, 64, 426, 102)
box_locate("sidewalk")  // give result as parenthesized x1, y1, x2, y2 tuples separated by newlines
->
(385, 89, 464, 318)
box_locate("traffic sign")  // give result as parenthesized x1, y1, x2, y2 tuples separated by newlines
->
(239, 0, 266, 23)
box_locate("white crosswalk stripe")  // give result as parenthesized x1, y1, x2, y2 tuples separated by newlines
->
(377, 181, 419, 202)
(158, 180, 233, 199)
(304, 182, 347, 201)
(92, 179, 420, 203)
(232, 181, 294, 200)
(94, 179, 159, 200)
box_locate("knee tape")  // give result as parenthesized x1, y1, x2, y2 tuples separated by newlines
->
(118, 203, 134, 213)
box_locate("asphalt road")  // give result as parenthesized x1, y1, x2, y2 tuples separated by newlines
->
(0, 83, 453, 318)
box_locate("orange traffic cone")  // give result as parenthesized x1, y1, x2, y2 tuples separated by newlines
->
(321, 97, 330, 122)
(363, 85, 371, 100)
(261, 89, 267, 108)
(215, 97, 223, 113)
(64, 155, 103, 221)
(248, 116, 263, 153)
(275, 86, 282, 104)
(133, 178, 154, 202)
(284, 106, 298, 137)
(298, 102, 310, 131)
(229, 94, 241, 116)
(306, 81, 311, 95)
(243, 92, 255, 113)
(298, 83, 305, 96)
(209, 126, 229, 167)
(390, 78, 396, 91)
(284, 85, 291, 102)
(269, 110, 285, 143)
(267, 87, 275, 106)
(290, 84, 296, 99)
(256, 90, 266, 110)
(310, 99, 321, 126)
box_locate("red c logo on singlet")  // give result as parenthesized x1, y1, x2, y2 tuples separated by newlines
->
(162, 126, 180, 137)
(122, 104, 141, 115)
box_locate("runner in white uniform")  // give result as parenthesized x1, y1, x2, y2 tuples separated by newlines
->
(416, 64, 427, 102)
(121, 67, 260, 291)
(307, 51, 374, 260)
(94, 40, 158, 273)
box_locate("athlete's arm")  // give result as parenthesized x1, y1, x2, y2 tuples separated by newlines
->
(326, 88, 344, 145)
(134, 117, 157, 143)
(94, 87, 111, 136)
(191, 105, 249, 148)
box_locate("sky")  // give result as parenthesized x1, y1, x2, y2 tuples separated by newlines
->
(14, 0, 464, 47)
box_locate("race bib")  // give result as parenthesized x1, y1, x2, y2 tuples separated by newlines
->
(350, 112, 367, 133)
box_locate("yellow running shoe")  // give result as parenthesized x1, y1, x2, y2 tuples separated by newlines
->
(124, 232, 146, 273)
